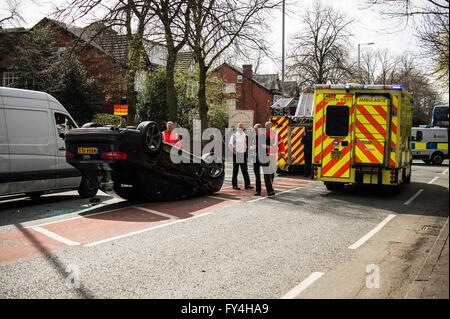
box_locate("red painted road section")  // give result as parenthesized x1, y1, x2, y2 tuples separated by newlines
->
(0, 227, 66, 265)
(0, 177, 317, 266)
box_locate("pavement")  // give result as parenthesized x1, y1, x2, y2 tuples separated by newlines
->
(405, 217, 449, 299)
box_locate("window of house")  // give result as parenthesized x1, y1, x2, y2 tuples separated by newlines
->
(2, 72, 20, 87)
(223, 83, 236, 94)
(223, 98, 236, 111)
(237, 75, 243, 83)
(325, 105, 350, 137)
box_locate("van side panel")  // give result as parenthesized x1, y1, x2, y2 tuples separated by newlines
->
(0, 103, 10, 195)
(3, 93, 57, 194)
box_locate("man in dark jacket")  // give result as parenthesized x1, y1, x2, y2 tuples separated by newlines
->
(301, 126, 313, 178)
(250, 123, 274, 196)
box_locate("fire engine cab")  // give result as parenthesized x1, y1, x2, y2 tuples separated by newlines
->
(312, 84, 413, 191)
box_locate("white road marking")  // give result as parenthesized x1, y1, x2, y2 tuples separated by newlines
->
(404, 189, 424, 206)
(348, 214, 396, 250)
(248, 186, 304, 203)
(281, 272, 325, 299)
(428, 176, 439, 184)
(25, 206, 128, 229)
(207, 195, 240, 202)
(441, 168, 448, 175)
(32, 226, 80, 246)
(133, 206, 180, 219)
(84, 212, 212, 247)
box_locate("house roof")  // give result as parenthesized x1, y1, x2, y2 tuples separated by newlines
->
(214, 62, 281, 95)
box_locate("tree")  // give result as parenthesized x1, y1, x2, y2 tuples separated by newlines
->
(148, 0, 192, 124)
(361, 0, 449, 87)
(287, 2, 354, 90)
(10, 26, 103, 125)
(187, 0, 279, 131)
(55, 0, 155, 126)
(0, 0, 24, 27)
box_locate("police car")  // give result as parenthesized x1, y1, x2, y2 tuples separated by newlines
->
(412, 127, 448, 165)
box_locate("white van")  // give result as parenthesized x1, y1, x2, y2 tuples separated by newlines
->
(412, 127, 449, 165)
(0, 87, 98, 199)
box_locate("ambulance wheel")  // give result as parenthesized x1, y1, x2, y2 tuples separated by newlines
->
(138, 121, 162, 155)
(403, 164, 411, 184)
(431, 152, 444, 165)
(324, 182, 345, 191)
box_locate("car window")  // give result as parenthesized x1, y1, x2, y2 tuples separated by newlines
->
(54, 112, 77, 137)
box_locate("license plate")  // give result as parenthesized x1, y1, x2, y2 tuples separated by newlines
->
(331, 150, 342, 160)
(78, 147, 98, 155)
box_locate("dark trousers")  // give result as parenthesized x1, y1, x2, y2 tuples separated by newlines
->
(253, 162, 274, 194)
(304, 152, 312, 177)
(232, 152, 250, 187)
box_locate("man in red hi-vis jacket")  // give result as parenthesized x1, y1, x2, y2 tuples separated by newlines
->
(162, 121, 182, 149)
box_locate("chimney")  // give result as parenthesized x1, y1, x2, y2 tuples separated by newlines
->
(242, 64, 253, 79)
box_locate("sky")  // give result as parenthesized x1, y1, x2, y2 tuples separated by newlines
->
(0, 0, 425, 75)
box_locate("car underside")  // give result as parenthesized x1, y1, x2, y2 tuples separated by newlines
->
(64, 121, 225, 201)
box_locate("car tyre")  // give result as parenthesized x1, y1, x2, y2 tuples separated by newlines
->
(78, 176, 99, 198)
(138, 121, 162, 155)
(201, 153, 225, 194)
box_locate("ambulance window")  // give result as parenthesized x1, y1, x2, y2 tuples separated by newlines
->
(326, 105, 349, 137)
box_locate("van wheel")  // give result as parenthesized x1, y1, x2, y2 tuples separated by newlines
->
(431, 152, 444, 165)
(78, 177, 99, 198)
(27, 192, 43, 200)
(138, 121, 162, 155)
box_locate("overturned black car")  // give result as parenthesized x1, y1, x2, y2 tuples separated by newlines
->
(64, 121, 224, 201)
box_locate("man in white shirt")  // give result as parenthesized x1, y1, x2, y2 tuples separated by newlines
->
(229, 123, 253, 190)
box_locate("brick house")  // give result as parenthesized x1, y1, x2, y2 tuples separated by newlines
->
(212, 63, 287, 126)
(0, 18, 165, 114)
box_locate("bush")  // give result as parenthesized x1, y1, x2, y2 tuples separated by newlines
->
(91, 113, 124, 126)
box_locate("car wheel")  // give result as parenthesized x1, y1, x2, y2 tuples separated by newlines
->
(78, 176, 99, 198)
(201, 153, 225, 194)
(138, 121, 162, 155)
(431, 152, 444, 165)
(324, 182, 345, 191)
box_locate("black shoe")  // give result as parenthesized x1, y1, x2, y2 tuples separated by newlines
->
(254, 192, 261, 196)
(268, 191, 275, 197)
(232, 186, 240, 190)
(245, 185, 254, 189)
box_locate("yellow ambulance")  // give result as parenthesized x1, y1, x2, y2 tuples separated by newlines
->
(312, 84, 413, 191)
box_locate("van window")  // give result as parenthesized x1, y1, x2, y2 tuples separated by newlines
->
(326, 105, 349, 137)
(54, 112, 76, 137)
(5, 108, 50, 144)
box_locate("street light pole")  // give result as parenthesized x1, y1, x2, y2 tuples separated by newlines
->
(357, 42, 375, 81)
(281, 0, 285, 98)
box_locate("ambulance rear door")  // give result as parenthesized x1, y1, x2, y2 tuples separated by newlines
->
(320, 93, 354, 179)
